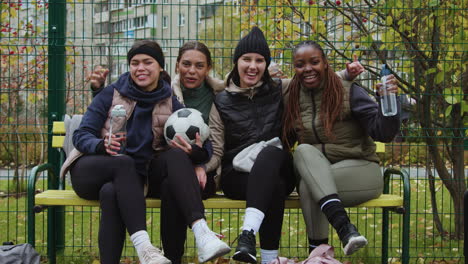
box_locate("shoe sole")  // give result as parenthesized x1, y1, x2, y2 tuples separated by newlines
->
(199, 243, 231, 263)
(343, 235, 368, 255)
(232, 250, 257, 263)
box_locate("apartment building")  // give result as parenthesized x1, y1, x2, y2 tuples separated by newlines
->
(92, 0, 228, 79)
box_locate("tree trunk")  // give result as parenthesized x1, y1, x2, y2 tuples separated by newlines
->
(427, 160, 445, 236)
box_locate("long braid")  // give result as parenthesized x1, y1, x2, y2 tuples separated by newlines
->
(282, 74, 302, 149)
(321, 67, 344, 139)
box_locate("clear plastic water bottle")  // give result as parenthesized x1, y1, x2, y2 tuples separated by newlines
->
(380, 64, 397, 116)
(108, 105, 127, 155)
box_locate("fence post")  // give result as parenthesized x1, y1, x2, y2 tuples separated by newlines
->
(47, 0, 67, 263)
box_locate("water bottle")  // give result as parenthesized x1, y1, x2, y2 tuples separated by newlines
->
(108, 105, 127, 155)
(380, 64, 397, 116)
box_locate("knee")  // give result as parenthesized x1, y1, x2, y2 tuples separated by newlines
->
(165, 148, 189, 161)
(294, 144, 321, 158)
(99, 182, 117, 202)
(258, 145, 288, 162)
(113, 154, 135, 168)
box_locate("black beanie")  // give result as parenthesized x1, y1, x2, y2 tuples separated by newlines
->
(127, 45, 165, 69)
(233, 26, 271, 66)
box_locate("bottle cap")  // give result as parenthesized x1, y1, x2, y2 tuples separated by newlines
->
(380, 64, 391, 76)
(111, 105, 126, 117)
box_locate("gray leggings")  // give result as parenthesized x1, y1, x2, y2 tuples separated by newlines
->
(293, 144, 383, 240)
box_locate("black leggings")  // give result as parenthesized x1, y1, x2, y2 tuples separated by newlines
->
(70, 154, 146, 264)
(148, 148, 212, 264)
(220, 146, 295, 250)
(70, 149, 211, 264)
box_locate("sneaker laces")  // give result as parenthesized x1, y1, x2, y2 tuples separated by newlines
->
(231, 230, 255, 248)
(141, 246, 166, 263)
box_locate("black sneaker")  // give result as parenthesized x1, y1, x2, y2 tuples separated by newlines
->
(232, 229, 257, 263)
(338, 223, 368, 255)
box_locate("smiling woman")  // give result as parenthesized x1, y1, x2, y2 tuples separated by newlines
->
(282, 40, 401, 256)
(206, 27, 296, 264)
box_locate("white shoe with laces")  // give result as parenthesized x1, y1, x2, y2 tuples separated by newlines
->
(196, 231, 231, 263)
(138, 245, 172, 264)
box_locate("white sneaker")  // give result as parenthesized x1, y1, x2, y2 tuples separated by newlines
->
(196, 232, 231, 263)
(138, 245, 172, 264)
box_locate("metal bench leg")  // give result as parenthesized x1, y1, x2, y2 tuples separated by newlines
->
(48, 206, 57, 264)
(401, 208, 410, 264)
(27, 185, 36, 247)
(381, 208, 389, 264)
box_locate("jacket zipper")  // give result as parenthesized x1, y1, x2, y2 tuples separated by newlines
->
(310, 93, 327, 156)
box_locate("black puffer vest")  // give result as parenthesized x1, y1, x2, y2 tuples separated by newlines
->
(215, 80, 283, 169)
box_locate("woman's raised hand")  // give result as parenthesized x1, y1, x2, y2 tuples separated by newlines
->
(345, 55, 365, 81)
(89, 65, 109, 91)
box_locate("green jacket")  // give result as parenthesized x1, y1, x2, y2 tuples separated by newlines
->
(297, 81, 380, 164)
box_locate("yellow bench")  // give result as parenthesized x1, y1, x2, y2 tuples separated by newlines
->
(27, 121, 410, 264)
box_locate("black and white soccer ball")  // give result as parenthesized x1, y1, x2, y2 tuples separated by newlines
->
(164, 108, 210, 145)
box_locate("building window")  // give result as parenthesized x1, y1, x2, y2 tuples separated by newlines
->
(162, 16, 168, 28)
(196, 8, 202, 23)
(199, 4, 220, 20)
(178, 13, 185, 26)
(163, 0, 169, 3)
(110, 0, 124, 11)
(162, 39, 169, 52)
(178, 38, 185, 47)
(134, 16, 148, 28)
(94, 1, 109, 13)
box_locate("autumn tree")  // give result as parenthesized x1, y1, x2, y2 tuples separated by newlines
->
(203, 0, 467, 239)
(0, 0, 49, 191)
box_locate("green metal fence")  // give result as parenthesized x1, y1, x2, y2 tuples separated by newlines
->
(0, 0, 466, 263)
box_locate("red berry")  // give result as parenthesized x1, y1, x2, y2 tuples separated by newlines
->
(9, 51, 15, 55)
(336, 0, 341, 5)
(363, 18, 367, 22)
(308, 0, 314, 4)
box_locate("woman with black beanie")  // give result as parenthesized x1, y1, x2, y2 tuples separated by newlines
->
(206, 27, 296, 264)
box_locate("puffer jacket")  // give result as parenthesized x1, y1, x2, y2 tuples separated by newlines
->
(60, 72, 182, 180)
(294, 81, 400, 164)
(206, 79, 283, 172)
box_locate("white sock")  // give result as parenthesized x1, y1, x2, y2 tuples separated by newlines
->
(242, 207, 265, 234)
(130, 230, 152, 254)
(260, 249, 278, 264)
(192, 219, 214, 248)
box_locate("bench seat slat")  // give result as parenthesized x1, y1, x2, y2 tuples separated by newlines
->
(52, 121, 66, 134)
(35, 190, 403, 209)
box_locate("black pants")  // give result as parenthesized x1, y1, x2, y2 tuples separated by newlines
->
(220, 146, 295, 250)
(70, 149, 212, 264)
(70, 154, 146, 264)
(147, 148, 214, 264)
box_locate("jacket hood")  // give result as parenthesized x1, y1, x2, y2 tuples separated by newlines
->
(225, 79, 264, 99)
(172, 74, 225, 104)
(116, 72, 172, 104)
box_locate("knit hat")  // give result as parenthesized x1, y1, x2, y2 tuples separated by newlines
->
(233, 26, 271, 66)
(127, 41, 165, 69)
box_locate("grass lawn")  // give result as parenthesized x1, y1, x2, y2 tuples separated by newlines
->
(0, 179, 465, 263)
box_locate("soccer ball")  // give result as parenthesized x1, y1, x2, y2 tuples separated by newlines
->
(164, 108, 210, 145)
